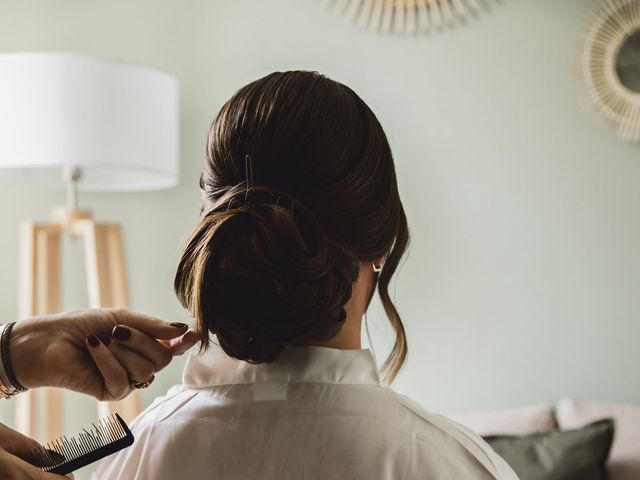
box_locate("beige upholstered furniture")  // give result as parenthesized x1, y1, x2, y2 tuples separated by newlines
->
(446, 399, 640, 480)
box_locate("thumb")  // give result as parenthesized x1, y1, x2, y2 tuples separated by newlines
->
(106, 309, 190, 340)
(0, 447, 69, 479)
(0, 422, 41, 457)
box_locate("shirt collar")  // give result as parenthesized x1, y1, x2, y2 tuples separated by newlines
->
(182, 344, 381, 388)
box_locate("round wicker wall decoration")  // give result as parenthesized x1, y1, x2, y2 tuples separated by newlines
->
(582, 0, 640, 142)
(324, 0, 491, 34)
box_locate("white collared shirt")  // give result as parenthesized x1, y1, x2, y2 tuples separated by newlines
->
(93, 346, 519, 479)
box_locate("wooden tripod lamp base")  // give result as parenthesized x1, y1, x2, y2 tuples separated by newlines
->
(16, 207, 141, 441)
(1, 52, 179, 442)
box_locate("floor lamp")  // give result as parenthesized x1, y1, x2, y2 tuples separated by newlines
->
(0, 52, 179, 441)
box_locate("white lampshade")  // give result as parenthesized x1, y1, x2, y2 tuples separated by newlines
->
(0, 52, 179, 191)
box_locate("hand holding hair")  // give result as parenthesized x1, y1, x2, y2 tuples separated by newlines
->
(5, 308, 197, 401)
(0, 308, 192, 477)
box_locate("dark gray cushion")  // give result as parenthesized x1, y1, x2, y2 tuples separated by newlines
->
(484, 418, 614, 480)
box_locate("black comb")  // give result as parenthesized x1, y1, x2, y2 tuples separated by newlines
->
(24, 413, 134, 475)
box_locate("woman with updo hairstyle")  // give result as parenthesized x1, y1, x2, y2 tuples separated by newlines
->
(94, 71, 518, 480)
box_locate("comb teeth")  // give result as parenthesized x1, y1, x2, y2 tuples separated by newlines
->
(24, 413, 133, 474)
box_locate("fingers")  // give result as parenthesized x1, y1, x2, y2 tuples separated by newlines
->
(104, 308, 189, 340)
(111, 325, 172, 372)
(82, 313, 197, 399)
(0, 422, 42, 456)
(101, 339, 156, 383)
(166, 330, 198, 356)
(85, 334, 130, 400)
(85, 325, 191, 397)
(0, 447, 69, 479)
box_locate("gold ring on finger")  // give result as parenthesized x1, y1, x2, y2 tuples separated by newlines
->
(129, 374, 155, 389)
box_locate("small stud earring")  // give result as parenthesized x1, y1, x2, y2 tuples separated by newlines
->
(372, 262, 383, 273)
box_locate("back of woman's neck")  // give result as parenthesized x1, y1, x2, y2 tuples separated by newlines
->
(294, 310, 363, 350)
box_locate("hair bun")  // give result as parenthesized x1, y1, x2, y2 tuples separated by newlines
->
(175, 184, 360, 363)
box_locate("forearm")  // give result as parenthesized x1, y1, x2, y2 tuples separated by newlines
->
(0, 318, 54, 397)
(0, 323, 29, 398)
(7, 319, 50, 389)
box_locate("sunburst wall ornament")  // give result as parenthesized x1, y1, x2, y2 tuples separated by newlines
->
(582, 0, 640, 142)
(322, 0, 490, 34)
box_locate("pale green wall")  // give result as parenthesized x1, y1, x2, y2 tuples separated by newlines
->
(1, 0, 640, 477)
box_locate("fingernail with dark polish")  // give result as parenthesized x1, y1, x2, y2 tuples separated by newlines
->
(170, 322, 189, 329)
(87, 334, 100, 348)
(113, 325, 131, 340)
(97, 333, 111, 346)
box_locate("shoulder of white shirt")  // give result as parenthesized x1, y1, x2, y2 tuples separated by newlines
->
(388, 390, 520, 480)
(132, 383, 518, 480)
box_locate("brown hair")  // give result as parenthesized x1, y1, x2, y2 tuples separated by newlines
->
(175, 71, 410, 382)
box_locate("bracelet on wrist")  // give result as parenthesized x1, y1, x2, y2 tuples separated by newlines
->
(0, 322, 28, 399)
